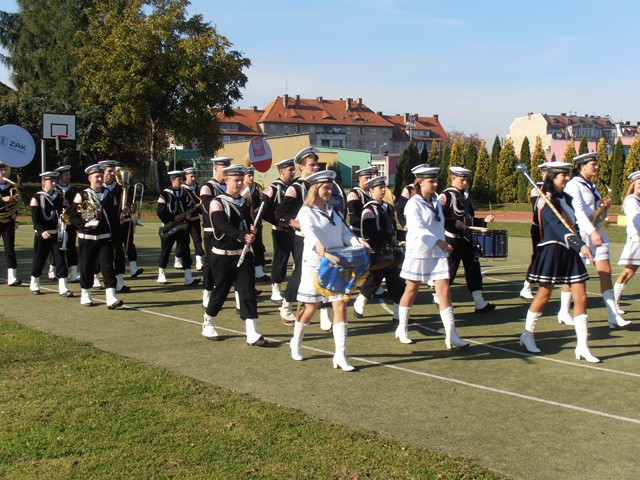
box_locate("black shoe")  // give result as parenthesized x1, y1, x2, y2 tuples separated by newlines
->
(185, 278, 201, 287)
(31, 290, 41, 295)
(247, 336, 267, 347)
(131, 268, 144, 278)
(474, 303, 496, 314)
(9, 279, 22, 287)
(255, 275, 271, 284)
(254, 289, 262, 296)
(107, 300, 124, 310)
(264, 259, 272, 265)
(60, 290, 75, 298)
(81, 302, 94, 307)
(353, 310, 364, 319)
(116, 285, 132, 293)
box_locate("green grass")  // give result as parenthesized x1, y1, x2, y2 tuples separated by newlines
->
(0, 319, 505, 480)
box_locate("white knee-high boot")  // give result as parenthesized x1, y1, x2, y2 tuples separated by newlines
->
(319, 304, 333, 331)
(614, 282, 626, 315)
(520, 280, 534, 301)
(80, 288, 93, 306)
(7, 268, 21, 286)
(520, 310, 542, 353)
(395, 306, 413, 344)
(290, 321, 308, 361)
(603, 289, 631, 328)
(440, 306, 468, 349)
(557, 290, 574, 325)
(245, 318, 265, 346)
(574, 314, 600, 363)
(332, 322, 355, 371)
(202, 313, 219, 340)
(353, 293, 368, 318)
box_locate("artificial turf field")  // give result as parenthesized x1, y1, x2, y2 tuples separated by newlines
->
(2, 219, 640, 480)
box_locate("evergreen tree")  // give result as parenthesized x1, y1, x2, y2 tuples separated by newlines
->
(447, 136, 466, 185)
(563, 139, 577, 162)
(428, 140, 439, 167)
(496, 138, 518, 203)
(610, 138, 626, 203)
(472, 140, 490, 201)
(419, 143, 429, 165)
(439, 143, 451, 189)
(393, 149, 409, 199)
(551, 152, 557, 161)
(622, 136, 640, 200)
(530, 135, 546, 181)
(594, 137, 611, 200)
(517, 137, 531, 202)
(489, 135, 501, 201)
(578, 135, 589, 155)
(464, 141, 477, 189)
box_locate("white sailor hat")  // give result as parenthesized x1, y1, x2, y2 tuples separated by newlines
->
(410, 163, 430, 174)
(245, 166, 255, 174)
(628, 171, 640, 182)
(98, 159, 120, 168)
(54, 165, 71, 174)
(211, 156, 232, 166)
(365, 175, 387, 189)
(306, 170, 336, 185)
(183, 167, 197, 175)
(0, 161, 6, 168)
(40, 171, 60, 180)
(222, 165, 247, 176)
(355, 166, 378, 177)
(414, 166, 440, 179)
(275, 158, 295, 169)
(539, 161, 572, 173)
(294, 147, 318, 164)
(167, 170, 184, 178)
(85, 164, 105, 175)
(450, 166, 472, 178)
(573, 152, 597, 165)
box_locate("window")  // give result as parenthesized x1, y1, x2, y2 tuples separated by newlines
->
(395, 142, 401, 150)
(346, 127, 352, 134)
(370, 128, 376, 136)
(358, 140, 365, 149)
(417, 142, 424, 152)
(358, 127, 365, 135)
(223, 135, 231, 143)
(382, 128, 388, 136)
(370, 141, 377, 149)
(238, 136, 245, 142)
(283, 124, 289, 133)
(346, 140, 352, 148)
(321, 139, 330, 147)
(220, 122, 238, 131)
(295, 125, 302, 133)
(309, 125, 315, 133)
(269, 124, 276, 133)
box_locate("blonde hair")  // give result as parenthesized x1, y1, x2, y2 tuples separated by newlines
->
(626, 179, 640, 197)
(303, 183, 324, 207)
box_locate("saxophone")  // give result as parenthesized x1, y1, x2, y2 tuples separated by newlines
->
(590, 185, 611, 229)
(158, 196, 202, 239)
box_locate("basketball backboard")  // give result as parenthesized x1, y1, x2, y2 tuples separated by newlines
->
(42, 113, 76, 140)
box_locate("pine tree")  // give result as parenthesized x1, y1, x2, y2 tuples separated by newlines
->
(530, 135, 546, 182)
(439, 143, 452, 189)
(593, 137, 611, 200)
(579, 135, 589, 155)
(393, 149, 409, 199)
(622, 136, 640, 200)
(447, 136, 466, 185)
(496, 138, 518, 203)
(472, 140, 490, 201)
(517, 137, 531, 202)
(563, 139, 577, 162)
(464, 141, 477, 189)
(428, 140, 439, 167)
(610, 138, 626, 203)
(419, 143, 429, 165)
(489, 135, 501, 201)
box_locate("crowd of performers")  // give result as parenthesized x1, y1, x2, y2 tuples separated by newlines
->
(0, 148, 636, 370)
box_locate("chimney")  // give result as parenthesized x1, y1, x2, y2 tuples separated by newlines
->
(434, 114, 438, 120)
(376, 111, 383, 116)
(528, 112, 533, 118)
(317, 96, 323, 103)
(283, 94, 289, 109)
(561, 112, 566, 116)
(252, 106, 258, 112)
(357, 98, 363, 111)
(346, 98, 352, 111)
(295, 95, 300, 108)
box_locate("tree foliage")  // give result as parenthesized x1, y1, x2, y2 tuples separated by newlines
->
(517, 137, 531, 202)
(447, 136, 466, 185)
(439, 143, 451, 188)
(593, 137, 611, 200)
(489, 135, 501, 201)
(610, 138, 626, 204)
(496, 138, 518, 203)
(530, 135, 546, 182)
(428, 140, 439, 167)
(464, 141, 477, 189)
(563, 139, 577, 162)
(472, 140, 490, 201)
(578, 135, 589, 155)
(622, 136, 640, 201)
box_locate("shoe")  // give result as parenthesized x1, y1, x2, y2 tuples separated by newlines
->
(185, 278, 201, 287)
(174, 258, 183, 269)
(519, 331, 541, 353)
(332, 357, 356, 372)
(157, 275, 168, 284)
(107, 300, 124, 310)
(31, 290, 41, 295)
(608, 317, 631, 329)
(81, 302, 95, 307)
(116, 285, 131, 293)
(202, 325, 220, 341)
(474, 303, 496, 314)
(519, 289, 534, 302)
(557, 312, 574, 326)
(280, 301, 296, 325)
(256, 275, 271, 284)
(131, 268, 144, 278)
(60, 290, 74, 298)
(247, 335, 267, 347)
(575, 346, 601, 363)
(8, 279, 22, 287)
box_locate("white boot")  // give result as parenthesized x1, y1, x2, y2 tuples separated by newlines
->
(472, 290, 495, 313)
(395, 306, 413, 344)
(7, 268, 21, 286)
(93, 274, 102, 289)
(70, 265, 79, 282)
(353, 293, 368, 318)
(105, 288, 123, 309)
(520, 280, 534, 301)
(245, 318, 265, 346)
(116, 273, 125, 291)
(202, 313, 219, 340)
(614, 282, 626, 315)
(280, 300, 296, 325)
(557, 291, 574, 325)
(202, 289, 211, 309)
(432, 292, 440, 305)
(603, 289, 631, 328)
(157, 268, 167, 284)
(271, 283, 283, 303)
(58, 278, 72, 297)
(332, 322, 355, 371)
(48, 264, 56, 279)
(195, 255, 204, 271)
(440, 306, 468, 349)
(184, 269, 198, 286)
(174, 256, 183, 269)
(29, 276, 41, 295)
(393, 302, 400, 322)
(574, 314, 600, 363)
(519, 310, 542, 353)
(80, 288, 93, 306)
(290, 321, 308, 361)
(320, 304, 333, 331)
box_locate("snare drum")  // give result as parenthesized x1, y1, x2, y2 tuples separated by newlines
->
(472, 230, 508, 258)
(370, 246, 396, 271)
(315, 246, 371, 297)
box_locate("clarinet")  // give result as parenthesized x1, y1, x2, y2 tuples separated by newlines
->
(237, 201, 265, 267)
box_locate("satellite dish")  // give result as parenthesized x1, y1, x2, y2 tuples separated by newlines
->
(0, 124, 37, 167)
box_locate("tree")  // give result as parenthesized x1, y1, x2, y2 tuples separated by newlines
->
(464, 141, 477, 189)
(496, 138, 518, 203)
(489, 135, 501, 201)
(610, 138, 626, 203)
(593, 137, 611, 199)
(419, 143, 429, 165)
(622, 136, 640, 200)
(563, 139, 577, 162)
(393, 147, 410, 198)
(76, 0, 250, 191)
(439, 143, 451, 189)
(578, 135, 589, 155)
(472, 140, 490, 201)
(517, 137, 531, 202)
(447, 136, 466, 185)
(530, 135, 546, 182)
(428, 140, 439, 167)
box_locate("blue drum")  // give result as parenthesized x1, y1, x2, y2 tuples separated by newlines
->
(315, 246, 370, 298)
(472, 230, 508, 258)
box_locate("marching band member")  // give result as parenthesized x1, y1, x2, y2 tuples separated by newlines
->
(261, 158, 296, 306)
(519, 162, 599, 362)
(565, 152, 630, 329)
(67, 164, 123, 309)
(244, 167, 269, 282)
(439, 166, 495, 313)
(614, 171, 640, 313)
(28, 171, 73, 297)
(54, 165, 80, 282)
(201, 165, 265, 346)
(275, 147, 320, 325)
(352, 175, 405, 321)
(398, 166, 468, 348)
(289, 170, 367, 370)
(115, 166, 143, 279)
(395, 163, 429, 233)
(175, 167, 204, 271)
(347, 166, 378, 237)
(156, 170, 200, 286)
(199, 157, 230, 307)
(0, 160, 22, 286)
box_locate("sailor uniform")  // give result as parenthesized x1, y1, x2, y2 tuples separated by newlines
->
(57, 182, 79, 270)
(346, 186, 371, 236)
(30, 189, 68, 282)
(262, 178, 293, 284)
(157, 186, 192, 270)
(247, 182, 267, 269)
(619, 195, 640, 265)
(200, 178, 226, 291)
(0, 180, 19, 271)
(176, 182, 204, 258)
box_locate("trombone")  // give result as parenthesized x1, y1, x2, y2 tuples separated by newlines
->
(125, 182, 145, 249)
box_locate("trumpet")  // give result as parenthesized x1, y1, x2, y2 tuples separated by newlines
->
(0, 178, 21, 223)
(590, 185, 611, 229)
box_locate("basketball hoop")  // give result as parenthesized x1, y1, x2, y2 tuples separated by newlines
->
(53, 133, 70, 154)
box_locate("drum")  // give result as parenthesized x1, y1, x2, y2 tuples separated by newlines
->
(472, 230, 508, 258)
(370, 246, 396, 271)
(315, 246, 370, 298)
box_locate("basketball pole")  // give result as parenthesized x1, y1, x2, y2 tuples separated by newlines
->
(41, 139, 46, 174)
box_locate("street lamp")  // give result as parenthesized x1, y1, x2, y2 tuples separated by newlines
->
(378, 143, 388, 156)
(404, 114, 416, 143)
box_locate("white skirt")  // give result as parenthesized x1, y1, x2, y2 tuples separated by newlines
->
(400, 256, 450, 282)
(296, 264, 342, 304)
(579, 229, 610, 264)
(619, 239, 640, 266)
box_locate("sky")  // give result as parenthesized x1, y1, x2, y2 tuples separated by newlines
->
(1, 0, 639, 144)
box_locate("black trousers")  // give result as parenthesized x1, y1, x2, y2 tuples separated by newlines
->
(206, 252, 257, 319)
(283, 235, 304, 303)
(32, 234, 68, 279)
(78, 238, 116, 289)
(159, 230, 191, 269)
(176, 219, 204, 258)
(446, 237, 483, 292)
(203, 232, 214, 290)
(360, 266, 405, 304)
(64, 227, 79, 267)
(0, 220, 18, 269)
(252, 224, 266, 267)
(271, 229, 293, 284)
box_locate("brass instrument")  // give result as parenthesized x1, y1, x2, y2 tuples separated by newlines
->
(0, 178, 21, 223)
(78, 197, 100, 229)
(132, 183, 145, 226)
(116, 168, 132, 223)
(158, 196, 202, 239)
(590, 185, 612, 229)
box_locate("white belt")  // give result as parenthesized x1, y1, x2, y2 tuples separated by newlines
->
(295, 230, 305, 237)
(36, 229, 58, 235)
(445, 231, 458, 239)
(203, 227, 214, 232)
(211, 247, 243, 256)
(78, 233, 111, 240)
